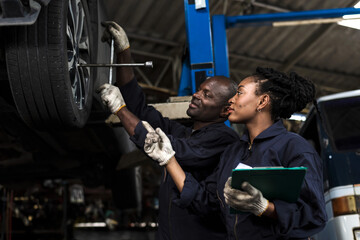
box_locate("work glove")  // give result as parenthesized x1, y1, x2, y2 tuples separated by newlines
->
(142, 121, 175, 166)
(97, 84, 126, 114)
(223, 177, 269, 216)
(101, 21, 130, 53)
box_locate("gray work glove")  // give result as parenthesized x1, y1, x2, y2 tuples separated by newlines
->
(142, 121, 175, 166)
(224, 177, 269, 216)
(97, 83, 126, 114)
(101, 21, 130, 53)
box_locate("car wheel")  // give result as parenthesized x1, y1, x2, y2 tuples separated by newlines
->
(5, 0, 94, 129)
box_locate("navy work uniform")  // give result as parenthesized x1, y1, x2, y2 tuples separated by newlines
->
(119, 78, 240, 240)
(176, 120, 328, 240)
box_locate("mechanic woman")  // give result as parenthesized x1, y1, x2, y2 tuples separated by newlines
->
(142, 67, 328, 240)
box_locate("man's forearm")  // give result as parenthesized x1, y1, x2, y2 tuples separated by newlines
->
(116, 48, 134, 87)
(116, 106, 140, 136)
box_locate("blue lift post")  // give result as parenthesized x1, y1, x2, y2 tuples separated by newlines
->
(212, 15, 229, 78)
(179, 0, 214, 96)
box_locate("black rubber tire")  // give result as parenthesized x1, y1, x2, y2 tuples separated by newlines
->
(5, 0, 94, 129)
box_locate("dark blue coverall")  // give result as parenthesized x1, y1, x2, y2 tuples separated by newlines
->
(175, 120, 328, 240)
(119, 78, 240, 240)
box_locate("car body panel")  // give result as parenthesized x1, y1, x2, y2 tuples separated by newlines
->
(299, 89, 360, 240)
(0, 0, 51, 26)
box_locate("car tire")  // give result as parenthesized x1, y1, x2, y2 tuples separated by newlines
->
(5, 0, 95, 129)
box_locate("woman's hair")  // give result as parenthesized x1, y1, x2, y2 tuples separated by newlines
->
(252, 67, 315, 120)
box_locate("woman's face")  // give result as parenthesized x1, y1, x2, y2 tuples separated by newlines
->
(227, 77, 260, 124)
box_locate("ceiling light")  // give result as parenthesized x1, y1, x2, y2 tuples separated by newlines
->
(338, 1, 360, 29)
(289, 113, 306, 122)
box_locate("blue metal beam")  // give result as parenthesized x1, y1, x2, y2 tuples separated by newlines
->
(226, 7, 360, 27)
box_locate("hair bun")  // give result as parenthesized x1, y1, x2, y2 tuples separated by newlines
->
(289, 72, 315, 112)
(254, 67, 316, 119)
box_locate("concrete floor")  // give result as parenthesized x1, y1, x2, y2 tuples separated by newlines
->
(74, 229, 156, 240)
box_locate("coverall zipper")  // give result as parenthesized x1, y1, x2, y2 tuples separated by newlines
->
(248, 141, 252, 150)
(163, 168, 167, 182)
(164, 168, 173, 240)
(234, 214, 238, 240)
(168, 196, 173, 240)
(217, 190, 225, 208)
(233, 143, 251, 239)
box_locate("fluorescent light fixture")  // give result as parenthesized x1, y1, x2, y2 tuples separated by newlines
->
(74, 222, 106, 228)
(338, 1, 360, 29)
(289, 113, 306, 122)
(354, 228, 360, 240)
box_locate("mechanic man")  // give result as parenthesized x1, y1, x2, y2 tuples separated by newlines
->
(97, 21, 239, 240)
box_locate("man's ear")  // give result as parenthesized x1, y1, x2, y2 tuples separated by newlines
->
(219, 105, 230, 119)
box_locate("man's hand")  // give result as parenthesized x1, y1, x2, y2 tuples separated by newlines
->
(101, 21, 130, 53)
(223, 177, 269, 216)
(142, 121, 175, 166)
(97, 84, 126, 114)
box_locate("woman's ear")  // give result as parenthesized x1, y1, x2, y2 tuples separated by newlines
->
(258, 94, 270, 110)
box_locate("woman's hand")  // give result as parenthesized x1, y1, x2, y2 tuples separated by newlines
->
(224, 177, 269, 216)
(142, 121, 175, 166)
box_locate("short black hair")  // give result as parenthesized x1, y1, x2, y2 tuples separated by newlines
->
(213, 76, 238, 106)
(251, 67, 315, 120)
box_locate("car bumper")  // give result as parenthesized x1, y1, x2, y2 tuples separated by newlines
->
(0, 0, 50, 26)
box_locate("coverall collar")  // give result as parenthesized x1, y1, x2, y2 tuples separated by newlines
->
(240, 119, 287, 143)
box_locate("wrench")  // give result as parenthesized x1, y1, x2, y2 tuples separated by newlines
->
(77, 38, 153, 84)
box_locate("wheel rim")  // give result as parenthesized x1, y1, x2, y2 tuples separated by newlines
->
(67, 0, 90, 110)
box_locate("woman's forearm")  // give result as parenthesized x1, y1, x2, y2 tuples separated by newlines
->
(166, 156, 186, 192)
(262, 202, 277, 219)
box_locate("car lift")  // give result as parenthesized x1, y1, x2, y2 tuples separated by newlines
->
(179, 0, 360, 96)
(108, 2, 360, 124)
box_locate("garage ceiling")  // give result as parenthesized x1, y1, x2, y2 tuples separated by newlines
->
(103, 0, 360, 98)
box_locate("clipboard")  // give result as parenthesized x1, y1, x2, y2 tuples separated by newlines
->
(230, 167, 307, 214)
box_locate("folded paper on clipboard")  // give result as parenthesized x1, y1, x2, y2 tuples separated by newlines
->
(230, 167, 307, 214)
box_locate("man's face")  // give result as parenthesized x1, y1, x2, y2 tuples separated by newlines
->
(186, 77, 228, 122)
